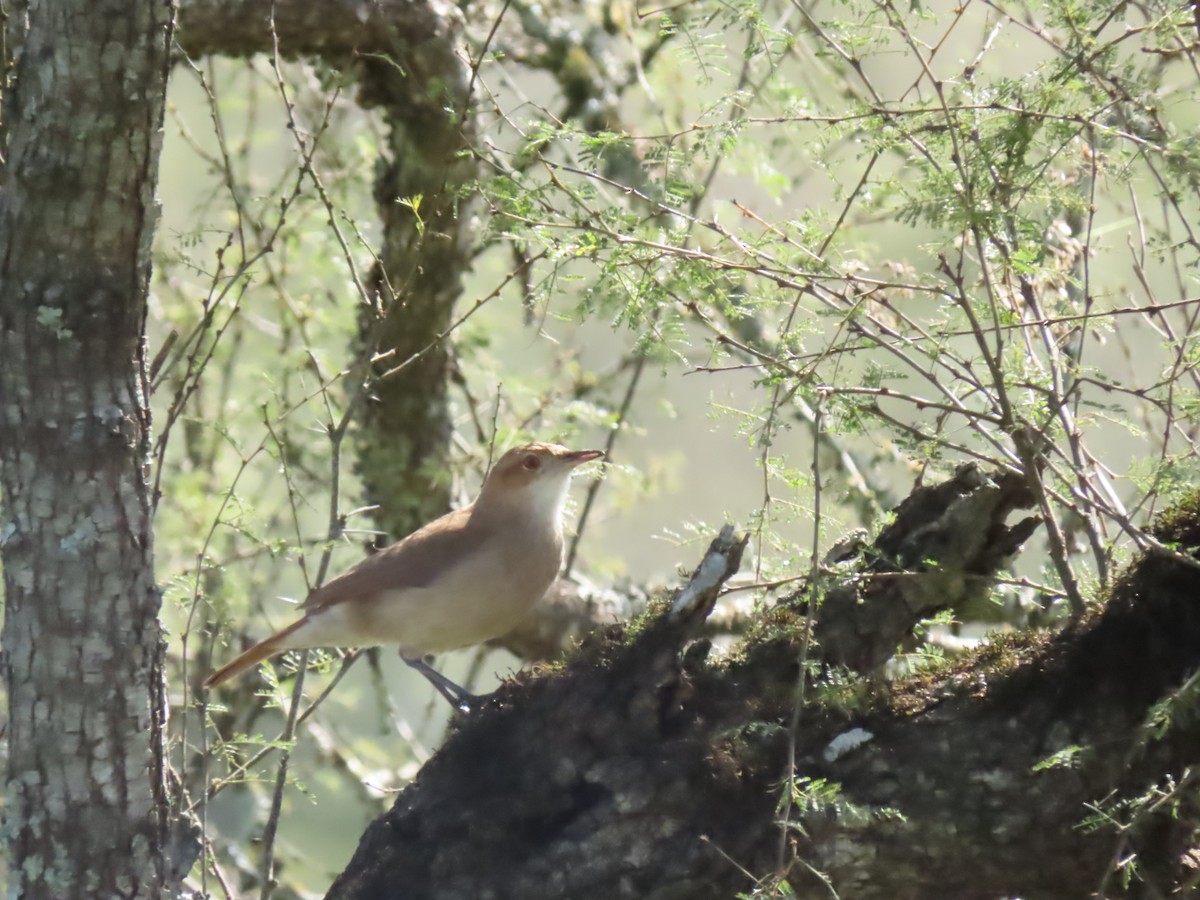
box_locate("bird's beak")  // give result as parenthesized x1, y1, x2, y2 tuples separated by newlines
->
(564, 449, 605, 466)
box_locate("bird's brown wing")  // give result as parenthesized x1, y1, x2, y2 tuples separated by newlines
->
(300, 505, 480, 613)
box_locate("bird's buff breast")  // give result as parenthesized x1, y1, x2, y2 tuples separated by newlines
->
(335, 537, 560, 656)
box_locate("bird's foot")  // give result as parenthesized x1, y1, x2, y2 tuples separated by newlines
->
(403, 655, 478, 713)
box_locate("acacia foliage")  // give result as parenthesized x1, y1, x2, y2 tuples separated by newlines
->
(156, 0, 1200, 894)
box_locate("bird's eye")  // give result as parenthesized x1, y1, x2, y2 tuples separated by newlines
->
(522, 455, 541, 471)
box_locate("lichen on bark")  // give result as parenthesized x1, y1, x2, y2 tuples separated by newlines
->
(0, 0, 175, 896)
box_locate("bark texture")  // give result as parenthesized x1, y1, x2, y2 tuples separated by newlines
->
(810, 462, 1041, 672)
(0, 0, 175, 896)
(326, 475, 1200, 899)
(354, 58, 475, 540)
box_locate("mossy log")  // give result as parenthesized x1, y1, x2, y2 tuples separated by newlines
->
(327, 473, 1200, 900)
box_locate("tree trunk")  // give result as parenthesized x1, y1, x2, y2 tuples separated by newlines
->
(0, 1, 175, 896)
(325, 476, 1200, 899)
(348, 0, 481, 544)
(351, 42, 476, 542)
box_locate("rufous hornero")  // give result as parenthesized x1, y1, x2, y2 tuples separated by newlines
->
(203, 443, 604, 709)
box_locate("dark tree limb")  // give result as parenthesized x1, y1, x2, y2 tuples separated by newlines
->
(808, 462, 1042, 674)
(178, 0, 459, 63)
(784, 496, 1200, 898)
(326, 475, 1200, 899)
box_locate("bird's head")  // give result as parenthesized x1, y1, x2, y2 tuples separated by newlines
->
(476, 442, 604, 519)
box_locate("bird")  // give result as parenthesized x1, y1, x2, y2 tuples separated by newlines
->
(203, 442, 604, 707)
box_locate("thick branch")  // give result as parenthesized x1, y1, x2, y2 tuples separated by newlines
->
(809, 462, 1041, 673)
(326, 481, 1200, 899)
(785, 501, 1200, 896)
(178, 0, 459, 62)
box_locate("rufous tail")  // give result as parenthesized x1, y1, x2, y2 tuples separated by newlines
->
(204, 619, 307, 689)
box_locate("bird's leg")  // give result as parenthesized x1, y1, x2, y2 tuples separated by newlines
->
(403, 655, 477, 712)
